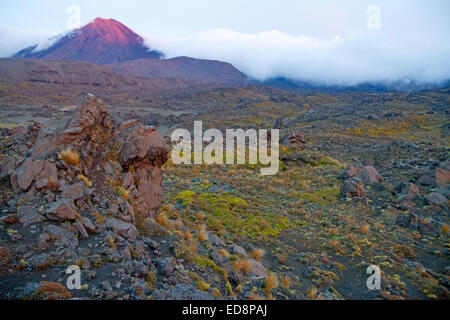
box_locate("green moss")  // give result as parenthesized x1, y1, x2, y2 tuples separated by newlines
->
(174, 190, 292, 239)
(298, 186, 340, 206)
(191, 255, 233, 296)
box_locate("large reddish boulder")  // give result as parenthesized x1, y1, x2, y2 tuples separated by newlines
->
(8, 94, 168, 220)
(281, 130, 306, 150)
(341, 178, 366, 197)
(113, 121, 169, 216)
(30, 94, 116, 159)
(355, 165, 382, 185)
(436, 168, 450, 188)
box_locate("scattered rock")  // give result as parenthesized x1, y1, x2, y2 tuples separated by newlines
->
(152, 284, 214, 300)
(341, 178, 366, 197)
(355, 165, 382, 185)
(105, 217, 138, 241)
(46, 200, 77, 221)
(154, 257, 176, 276)
(426, 192, 447, 205)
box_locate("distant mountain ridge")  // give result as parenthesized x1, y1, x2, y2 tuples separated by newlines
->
(12, 18, 249, 85)
(0, 58, 210, 90)
(107, 56, 249, 85)
(262, 77, 450, 93)
(13, 18, 163, 64)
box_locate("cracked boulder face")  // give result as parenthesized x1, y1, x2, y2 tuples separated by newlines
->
(114, 120, 169, 216)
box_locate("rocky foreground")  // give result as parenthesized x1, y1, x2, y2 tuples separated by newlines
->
(0, 95, 236, 299)
(0, 92, 449, 300)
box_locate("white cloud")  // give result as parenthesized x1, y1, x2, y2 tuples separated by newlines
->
(0, 27, 61, 58)
(143, 29, 450, 86)
(32, 30, 76, 53)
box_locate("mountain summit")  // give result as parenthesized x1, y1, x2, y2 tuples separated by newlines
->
(13, 18, 163, 64)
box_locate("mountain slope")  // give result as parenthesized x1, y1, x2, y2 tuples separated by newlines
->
(13, 18, 163, 64)
(0, 58, 211, 90)
(107, 56, 249, 85)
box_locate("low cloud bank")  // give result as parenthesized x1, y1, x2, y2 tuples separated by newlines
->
(2, 25, 448, 86)
(0, 28, 60, 58)
(144, 29, 450, 86)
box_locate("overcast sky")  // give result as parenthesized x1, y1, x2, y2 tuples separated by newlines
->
(1, 0, 449, 84)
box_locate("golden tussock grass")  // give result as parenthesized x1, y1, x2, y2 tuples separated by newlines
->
(250, 248, 265, 261)
(361, 224, 371, 234)
(33, 281, 72, 300)
(47, 177, 60, 191)
(280, 275, 290, 289)
(233, 259, 252, 275)
(184, 231, 192, 241)
(77, 174, 92, 188)
(248, 292, 265, 300)
(59, 148, 80, 167)
(265, 272, 278, 295)
(197, 230, 208, 242)
(155, 214, 170, 229)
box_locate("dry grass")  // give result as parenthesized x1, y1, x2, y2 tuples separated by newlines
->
(280, 275, 290, 289)
(59, 148, 80, 167)
(184, 231, 192, 241)
(47, 177, 61, 192)
(195, 280, 211, 291)
(307, 286, 318, 300)
(77, 174, 92, 188)
(361, 224, 371, 234)
(274, 253, 287, 264)
(197, 224, 208, 242)
(265, 272, 278, 296)
(155, 214, 170, 229)
(250, 248, 265, 261)
(218, 249, 229, 258)
(248, 292, 265, 300)
(32, 281, 72, 300)
(233, 259, 252, 275)
(197, 230, 208, 242)
(116, 187, 130, 200)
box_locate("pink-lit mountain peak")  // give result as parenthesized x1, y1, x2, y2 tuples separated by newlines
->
(80, 18, 139, 44)
(14, 17, 163, 64)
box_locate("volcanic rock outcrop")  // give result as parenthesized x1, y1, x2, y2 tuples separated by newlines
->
(281, 130, 306, 151)
(5, 94, 169, 218)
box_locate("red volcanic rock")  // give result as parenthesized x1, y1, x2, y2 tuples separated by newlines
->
(341, 178, 366, 198)
(436, 168, 450, 188)
(355, 165, 382, 185)
(281, 130, 306, 150)
(10, 94, 168, 219)
(114, 119, 169, 216)
(14, 18, 163, 64)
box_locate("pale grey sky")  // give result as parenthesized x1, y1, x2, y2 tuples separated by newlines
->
(1, 0, 449, 84)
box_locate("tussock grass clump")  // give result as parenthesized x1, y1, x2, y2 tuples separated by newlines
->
(32, 281, 72, 300)
(59, 148, 80, 167)
(197, 229, 208, 242)
(47, 177, 61, 191)
(265, 272, 278, 296)
(195, 280, 211, 291)
(155, 214, 170, 229)
(197, 224, 208, 242)
(361, 224, 371, 234)
(280, 275, 290, 289)
(115, 187, 130, 200)
(184, 230, 192, 241)
(77, 174, 92, 187)
(251, 248, 265, 261)
(233, 259, 252, 275)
